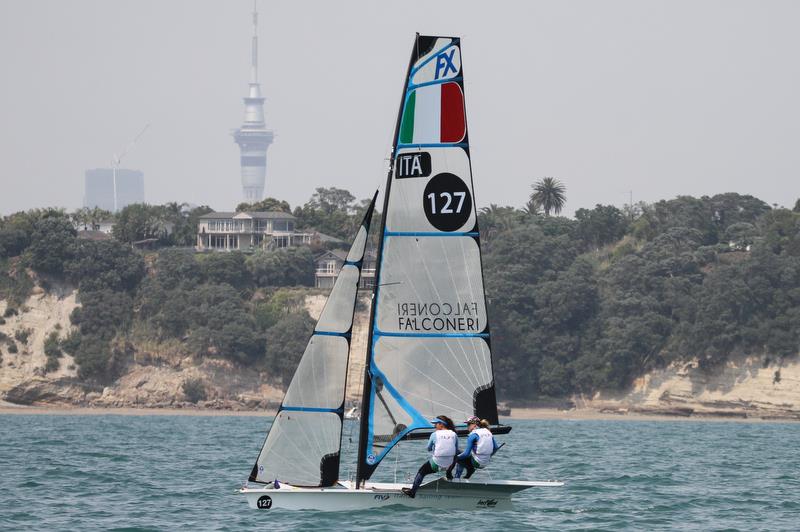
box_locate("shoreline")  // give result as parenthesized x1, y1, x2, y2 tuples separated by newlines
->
(1, 403, 797, 423)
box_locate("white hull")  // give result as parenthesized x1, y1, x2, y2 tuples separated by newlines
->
(240, 478, 564, 511)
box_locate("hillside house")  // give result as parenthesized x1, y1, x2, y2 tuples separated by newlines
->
(315, 249, 376, 290)
(196, 211, 348, 252)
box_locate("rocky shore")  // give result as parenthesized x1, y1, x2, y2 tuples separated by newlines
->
(2, 291, 798, 420)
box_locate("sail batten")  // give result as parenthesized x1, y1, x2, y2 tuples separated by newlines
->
(356, 35, 500, 485)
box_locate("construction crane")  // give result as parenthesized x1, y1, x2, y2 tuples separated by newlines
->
(111, 123, 150, 212)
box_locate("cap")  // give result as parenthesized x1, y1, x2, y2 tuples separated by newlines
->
(465, 416, 481, 425)
(429, 418, 447, 426)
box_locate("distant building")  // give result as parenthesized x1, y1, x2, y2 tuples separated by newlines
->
(84, 168, 144, 212)
(314, 249, 376, 290)
(232, 4, 274, 202)
(196, 211, 344, 251)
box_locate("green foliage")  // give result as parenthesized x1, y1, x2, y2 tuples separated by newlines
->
(65, 239, 145, 292)
(26, 214, 77, 275)
(264, 311, 315, 387)
(253, 289, 307, 331)
(197, 252, 250, 289)
(529, 177, 566, 216)
(14, 328, 32, 344)
(8, 341, 18, 354)
(246, 247, 314, 287)
(44, 331, 63, 373)
(182, 378, 208, 403)
(293, 187, 361, 240)
(575, 204, 629, 249)
(236, 197, 292, 213)
(153, 249, 203, 289)
(0, 258, 33, 307)
(0, 227, 29, 259)
(112, 204, 169, 243)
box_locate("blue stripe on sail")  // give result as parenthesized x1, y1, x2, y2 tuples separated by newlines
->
(384, 231, 478, 238)
(344, 259, 362, 266)
(374, 330, 489, 339)
(407, 76, 463, 91)
(281, 406, 343, 413)
(397, 142, 468, 149)
(364, 358, 429, 465)
(313, 330, 351, 338)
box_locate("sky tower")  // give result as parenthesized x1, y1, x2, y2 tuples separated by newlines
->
(233, 2, 274, 203)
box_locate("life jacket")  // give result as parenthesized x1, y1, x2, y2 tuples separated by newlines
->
(431, 429, 457, 468)
(471, 427, 494, 466)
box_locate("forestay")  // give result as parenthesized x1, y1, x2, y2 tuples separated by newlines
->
(249, 194, 377, 487)
(357, 35, 498, 483)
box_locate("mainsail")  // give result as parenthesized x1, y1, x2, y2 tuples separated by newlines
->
(249, 194, 377, 487)
(357, 35, 499, 484)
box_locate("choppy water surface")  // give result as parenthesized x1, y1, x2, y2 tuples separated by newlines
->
(1, 414, 798, 530)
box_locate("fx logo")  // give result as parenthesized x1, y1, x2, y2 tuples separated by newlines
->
(434, 48, 458, 80)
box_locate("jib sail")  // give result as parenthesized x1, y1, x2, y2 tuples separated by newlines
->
(249, 193, 377, 487)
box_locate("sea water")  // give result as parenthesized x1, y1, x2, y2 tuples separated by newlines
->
(0, 414, 798, 530)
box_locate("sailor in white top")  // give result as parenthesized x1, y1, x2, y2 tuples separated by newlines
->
(401, 416, 458, 498)
(450, 416, 500, 479)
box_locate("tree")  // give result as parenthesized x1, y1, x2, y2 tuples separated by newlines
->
(236, 197, 292, 213)
(794, 198, 800, 213)
(307, 187, 356, 215)
(65, 239, 145, 292)
(575, 204, 629, 249)
(198, 252, 251, 289)
(246, 247, 314, 287)
(112, 204, 169, 243)
(529, 177, 566, 216)
(26, 215, 77, 275)
(264, 311, 315, 387)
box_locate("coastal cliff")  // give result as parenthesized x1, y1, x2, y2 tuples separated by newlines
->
(584, 355, 800, 420)
(0, 290, 373, 411)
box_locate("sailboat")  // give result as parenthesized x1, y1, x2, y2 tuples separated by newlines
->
(240, 34, 563, 511)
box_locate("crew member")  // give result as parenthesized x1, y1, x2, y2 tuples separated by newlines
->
(401, 416, 457, 498)
(450, 416, 499, 479)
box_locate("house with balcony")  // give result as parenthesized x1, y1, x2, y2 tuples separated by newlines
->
(196, 211, 344, 251)
(315, 249, 376, 290)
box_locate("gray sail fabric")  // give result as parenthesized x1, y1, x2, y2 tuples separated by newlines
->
(346, 226, 368, 262)
(377, 236, 486, 334)
(316, 265, 360, 333)
(283, 335, 349, 409)
(255, 411, 341, 486)
(373, 336, 492, 421)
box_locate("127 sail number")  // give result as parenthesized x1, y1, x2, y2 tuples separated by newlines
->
(426, 191, 466, 214)
(423, 173, 472, 232)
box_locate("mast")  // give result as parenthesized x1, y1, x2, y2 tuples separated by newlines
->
(355, 34, 420, 488)
(356, 34, 503, 485)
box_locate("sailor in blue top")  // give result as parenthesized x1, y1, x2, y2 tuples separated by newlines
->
(401, 415, 457, 498)
(448, 416, 500, 479)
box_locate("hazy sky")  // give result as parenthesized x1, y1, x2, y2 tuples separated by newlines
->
(1, 1, 799, 216)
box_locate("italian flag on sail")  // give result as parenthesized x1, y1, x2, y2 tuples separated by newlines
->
(399, 82, 466, 144)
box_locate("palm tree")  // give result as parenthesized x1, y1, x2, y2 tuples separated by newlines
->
(529, 177, 566, 216)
